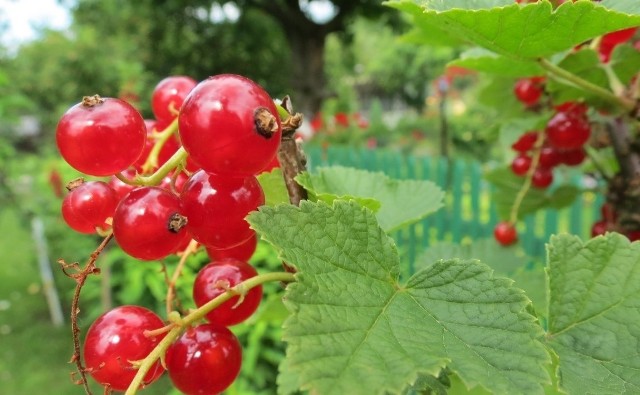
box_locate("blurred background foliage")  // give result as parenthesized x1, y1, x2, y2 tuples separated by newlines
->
(0, 1, 519, 393)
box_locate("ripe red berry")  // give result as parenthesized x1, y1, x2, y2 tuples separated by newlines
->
(511, 131, 539, 153)
(113, 187, 189, 260)
(538, 147, 561, 168)
(494, 222, 518, 246)
(193, 259, 263, 326)
(532, 167, 554, 188)
(108, 169, 137, 200)
(591, 220, 608, 237)
(151, 76, 198, 123)
(56, 96, 146, 176)
(545, 110, 591, 150)
(559, 147, 586, 166)
(511, 154, 532, 176)
(206, 232, 258, 262)
(83, 305, 166, 391)
(178, 74, 282, 176)
(514, 78, 544, 106)
(61, 180, 118, 234)
(599, 27, 638, 62)
(180, 170, 265, 249)
(166, 323, 242, 395)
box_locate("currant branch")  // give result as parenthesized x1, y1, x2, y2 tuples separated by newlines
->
(124, 271, 296, 395)
(538, 58, 635, 112)
(141, 118, 179, 173)
(509, 131, 546, 224)
(59, 233, 114, 395)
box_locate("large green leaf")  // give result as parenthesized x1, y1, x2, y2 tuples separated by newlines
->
(249, 201, 550, 395)
(546, 233, 640, 394)
(295, 167, 444, 232)
(610, 44, 640, 86)
(545, 48, 610, 106)
(448, 48, 544, 77)
(257, 168, 290, 206)
(386, 0, 640, 59)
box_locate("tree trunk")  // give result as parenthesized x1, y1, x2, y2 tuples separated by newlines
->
(284, 29, 327, 117)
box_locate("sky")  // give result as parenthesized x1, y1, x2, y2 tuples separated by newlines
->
(0, 0, 335, 49)
(0, 0, 71, 48)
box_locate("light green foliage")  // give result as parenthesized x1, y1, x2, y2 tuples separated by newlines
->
(249, 201, 550, 395)
(609, 44, 640, 85)
(257, 168, 290, 206)
(546, 233, 640, 394)
(386, 1, 640, 59)
(296, 166, 444, 232)
(545, 49, 610, 106)
(448, 48, 544, 77)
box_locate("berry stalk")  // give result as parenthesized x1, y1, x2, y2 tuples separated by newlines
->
(509, 131, 546, 224)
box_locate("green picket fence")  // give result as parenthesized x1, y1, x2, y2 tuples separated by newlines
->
(305, 146, 604, 264)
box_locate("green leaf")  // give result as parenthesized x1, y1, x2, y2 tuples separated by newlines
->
(387, 0, 640, 59)
(249, 201, 550, 395)
(448, 48, 544, 77)
(546, 233, 640, 394)
(546, 49, 610, 106)
(257, 168, 290, 206)
(384, 1, 466, 47)
(548, 185, 581, 209)
(485, 167, 549, 219)
(295, 166, 444, 232)
(609, 44, 640, 85)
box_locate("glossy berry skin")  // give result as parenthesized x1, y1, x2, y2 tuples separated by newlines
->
(559, 147, 586, 166)
(179, 74, 282, 176)
(193, 259, 263, 326)
(545, 111, 590, 150)
(206, 232, 257, 262)
(83, 305, 166, 391)
(113, 187, 189, 260)
(181, 170, 265, 249)
(152, 76, 197, 123)
(56, 96, 146, 176)
(61, 181, 118, 234)
(539, 147, 561, 168)
(532, 167, 554, 189)
(108, 169, 137, 200)
(511, 155, 532, 176)
(511, 131, 539, 153)
(166, 323, 242, 395)
(514, 78, 543, 106)
(494, 222, 518, 246)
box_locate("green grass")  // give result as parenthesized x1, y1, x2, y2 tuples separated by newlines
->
(0, 208, 173, 395)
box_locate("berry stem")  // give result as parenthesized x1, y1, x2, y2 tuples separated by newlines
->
(124, 271, 296, 395)
(275, 100, 307, 206)
(59, 233, 114, 395)
(141, 118, 179, 173)
(538, 58, 634, 112)
(165, 239, 199, 316)
(115, 147, 189, 187)
(509, 131, 545, 224)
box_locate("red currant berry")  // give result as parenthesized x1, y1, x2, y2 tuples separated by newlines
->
(178, 74, 282, 176)
(514, 78, 543, 106)
(108, 169, 137, 200)
(539, 147, 561, 168)
(600, 203, 617, 223)
(83, 305, 166, 391)
(553, 101, 587, 117)
(151, 76, 197, 123)
(511, 131, 539, 153)
(627, 230, 640, 242)
(591, 220, 608, 237)
(206, 232, 257, 262)
(181, 170, 265, 249)
(559, 147, 586, 166)
(494, 222, 518, 246)
(511, 154, 532, 176)
(166, 323, 242, 395)
(599, 27, 638, 63)
(56, 96, 146, 176)
(61, 180, 118, 234)
(160, 171, 189, 195)
(545, 111, 591, 150)
(193, 259, 262, 326)
(113, 187, 189, 260)
(532, 167, 554, 188)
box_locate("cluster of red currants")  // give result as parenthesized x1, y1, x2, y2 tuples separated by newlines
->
(56, 74, 281, 393)
(510, 101, 590, 189)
